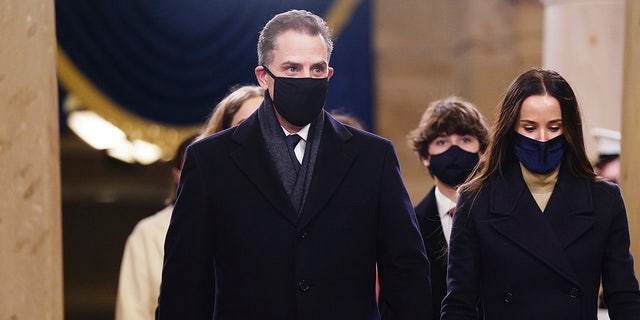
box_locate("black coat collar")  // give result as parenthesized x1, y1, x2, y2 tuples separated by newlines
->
(488, 156, 594, 285)
(230, 107, 356, 228)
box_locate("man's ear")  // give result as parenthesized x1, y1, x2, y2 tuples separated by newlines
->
(255, 66, 269, 89)
(171, 167, 181, 185)
(420, 155, 430, 168)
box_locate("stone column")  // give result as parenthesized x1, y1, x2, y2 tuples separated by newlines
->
(620, 0, 640, 276)
(0, 1, 63, 319)
(540, 0, 625, 158)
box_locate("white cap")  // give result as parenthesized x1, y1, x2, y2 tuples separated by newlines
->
(591, 128, 621, 156)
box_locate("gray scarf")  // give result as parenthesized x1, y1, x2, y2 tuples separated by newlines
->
(257, 99, 324, 214)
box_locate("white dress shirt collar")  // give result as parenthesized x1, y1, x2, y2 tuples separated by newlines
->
(434, 186, 456, 219)
(434, 186, 456, 245)
(281, 123, 310, 141)
(281, 124, 310, 164)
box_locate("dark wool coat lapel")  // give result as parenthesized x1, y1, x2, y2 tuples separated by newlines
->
(487, 158, 593, 285)
(230, 111, 299, 226)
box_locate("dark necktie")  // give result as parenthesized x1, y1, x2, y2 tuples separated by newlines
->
(285, 134, 302, 167)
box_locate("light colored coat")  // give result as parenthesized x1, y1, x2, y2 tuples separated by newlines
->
(116, 205, 172, 320)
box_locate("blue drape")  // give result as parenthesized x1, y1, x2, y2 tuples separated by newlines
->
(56, 0, 373, 130)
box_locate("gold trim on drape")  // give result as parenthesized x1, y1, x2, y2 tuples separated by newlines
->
(57, 48, 200, 160)
(56, 0, 363, 161)
(326, 0, 363, 37)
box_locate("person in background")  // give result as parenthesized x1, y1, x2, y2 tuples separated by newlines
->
(157, 9, 431, 319)
(329, 111, 364, 130)
(591, 127, 623, 314)
(115, 85, 263, 320)
(384, 96, 488, 320)
(441, 68, 640, 320)
(115, 134, 198, 320)
(198, 85, 264, 139)
(591, 128, 621, 184)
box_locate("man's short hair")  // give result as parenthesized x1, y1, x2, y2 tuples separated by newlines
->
(257, 9, 333, 66)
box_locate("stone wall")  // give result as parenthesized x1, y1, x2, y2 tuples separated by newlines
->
(375, 0, 543, 202)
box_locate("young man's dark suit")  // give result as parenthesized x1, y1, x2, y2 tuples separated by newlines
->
(410, 188, 483, 320)
(414, 187, 448, 320)
(157, 105, 432, 319)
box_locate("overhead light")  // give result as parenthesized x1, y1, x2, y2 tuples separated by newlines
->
(67, 110, 127, 150)
(105, 142, 136, 164)
(66, 108, 164, 165)
(131, 139, 163, 165)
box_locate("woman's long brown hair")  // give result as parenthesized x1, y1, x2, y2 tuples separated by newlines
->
(461, 68, 596, 195)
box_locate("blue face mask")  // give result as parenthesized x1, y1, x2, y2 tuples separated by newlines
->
(512, 132, 565, 174)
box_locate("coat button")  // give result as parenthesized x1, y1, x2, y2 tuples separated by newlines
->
(298, 231, 308, 240)
(504, 292, 513, 303)
(298, 280, 310, 292)
(569, 287, 581, 298)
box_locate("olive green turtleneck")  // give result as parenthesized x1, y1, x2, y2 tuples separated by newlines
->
(519, 163, 559, 212)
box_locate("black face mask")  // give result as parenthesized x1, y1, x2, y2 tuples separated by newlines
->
(262, 66, 328, 126)
(512, 132, 565, 174)
(429, 145, 480, 187)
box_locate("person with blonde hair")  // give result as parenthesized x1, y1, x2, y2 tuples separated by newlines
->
(198, 85, 263, 139)
(329, 111, 364, 130)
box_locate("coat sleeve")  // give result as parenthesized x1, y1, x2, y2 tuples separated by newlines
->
(441, 192, 482, 320)
(156, 147, 216, 319)
(376, 141, 433, 319)
(601, 184, 640, 319)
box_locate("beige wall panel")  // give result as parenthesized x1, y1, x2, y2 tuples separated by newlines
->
(375, 0, 466, 202)
(457, 0, 543, 113)
(542, 0, 625, 159)
(0, 0, 63, 319)
(375, 0, 543, 203)
(621, 0, 640, 277)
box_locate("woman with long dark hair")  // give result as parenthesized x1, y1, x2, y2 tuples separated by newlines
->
(441, 68, 640, 319)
